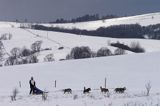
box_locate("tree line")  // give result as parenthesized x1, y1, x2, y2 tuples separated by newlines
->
(50, 14, 118, 23)
(66, 41, 145, 60)
(0, 40, 54, 66)
(32, 24, 160, 39)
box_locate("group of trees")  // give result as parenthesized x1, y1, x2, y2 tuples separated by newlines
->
(0, 40, 145, 66)
(5, 47, 38, 66)
(32, 24, 160, 40)
(0, 41, 5, 65)
(0, 33, 12, 40)
(110, 41, 145, 53)
(0, 33, 13, 66)
(4, 41, 54, 66)
(50, 14, 118, 23)
(66, 46, 126, 60)
(66, 41, 145, 60)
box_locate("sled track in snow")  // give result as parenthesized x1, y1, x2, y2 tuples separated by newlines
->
(22, 28, 70, 49)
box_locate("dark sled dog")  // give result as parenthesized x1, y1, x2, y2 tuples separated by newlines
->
(63, 88, 72, 94)
(83, 87, 91, 94)
(100, 86, 109, 93)
(114, 87, 126, 93)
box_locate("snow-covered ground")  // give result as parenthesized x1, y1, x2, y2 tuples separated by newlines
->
(1, 27, 160, 63)
(0, 52, 160, 106)
(41, 12, 160, 30)
(0, 12, 160, 105)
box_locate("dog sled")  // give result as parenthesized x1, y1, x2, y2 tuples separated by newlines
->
(33, 87, 48, 95)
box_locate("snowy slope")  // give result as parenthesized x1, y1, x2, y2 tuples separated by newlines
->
(0, 21, 20, 28)
(0, 13, 160, 105)
(0, 52, 160, 106)
(0, 26, 160, 63)
(41, 12, 160, 30)
(1, 52, 160, 91)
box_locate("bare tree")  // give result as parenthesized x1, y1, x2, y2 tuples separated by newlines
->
(42, 92, 48, 101)
(0, 33, 12, 40)
(97, 47, 112, 57)
(0, 41, 4, 49)
(145, 81, 151, 96)
(8, 33, 13, 40)
(0, 41, 4, 62)
(21, 47, 32, 57)
(69, 46, 92, 59)
(44, 54, 54, 62)
(130, 41, 145, 53)
(5, 56, 15, 66)
(114, 48, 125, 55)
(31, 41, 43, 53)
(10, 47, 21, 58)
(11, 88, 19, 101)
(28, 54, 38, 63)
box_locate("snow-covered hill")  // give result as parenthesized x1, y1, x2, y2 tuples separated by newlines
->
(41, 12, 160, 30)
(0, 52, 160, 106)
(0, 12, 160, 106)
(0, 20, 160, 64)
(0, 27, 160, 62)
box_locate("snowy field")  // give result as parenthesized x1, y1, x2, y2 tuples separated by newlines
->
(1, 12, 160, 62)
(0, 12, 160, 106)
(0, 52, 160, 106)
(1, 27, 160, 63)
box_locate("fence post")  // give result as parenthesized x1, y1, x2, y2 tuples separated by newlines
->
(105, 78, 106, 88)
(19, 81, 21, 88)
(55, 80, 57, 88)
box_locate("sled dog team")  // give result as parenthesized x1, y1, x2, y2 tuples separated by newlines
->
(63, 86, 126, 94)
(29, 77, 126, 95)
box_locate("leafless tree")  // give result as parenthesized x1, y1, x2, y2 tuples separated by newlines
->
(10, 47, 21, 58)
(31, 41, 43, 53)
(42, 92, 48, 101)
(130, 41, 145, 53)
(114, 48, 125, 55)
(0, 41, 5, 63)
(97, 47, 112, 57)
(69, 46, 92, 59)
(0, 33, 12, 40)
(5, 56, 15, 66)
(44, 54, 54, 62)
(21, 47, 32, 57)
(11, 88, 19, 101)
(28, 54, 38, 63)
(145, 81, 151, 96)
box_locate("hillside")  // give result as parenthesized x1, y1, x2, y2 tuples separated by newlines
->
(0, 12, 160, 106)
(0, 19, 160, 66)
(41, 12, 160, 30)
(1, 26, 160, 64)
(0, 52, 160, 106)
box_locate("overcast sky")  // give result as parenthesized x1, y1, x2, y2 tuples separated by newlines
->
(0, 0, 160, 22)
